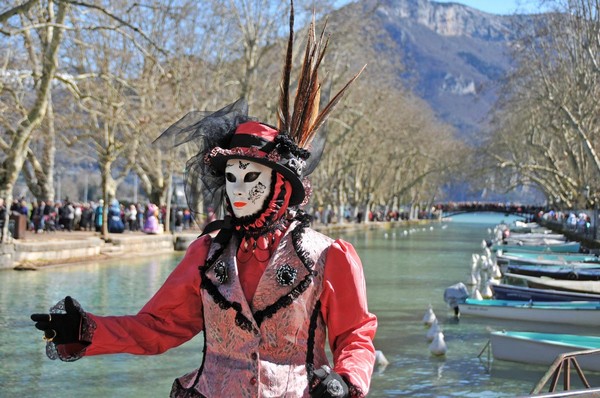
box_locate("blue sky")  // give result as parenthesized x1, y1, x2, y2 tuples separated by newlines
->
(431, 0, 544, 15)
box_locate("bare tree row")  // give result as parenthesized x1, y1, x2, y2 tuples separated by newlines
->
(1, 0, 465, 240)
(484, 0, 600, 210)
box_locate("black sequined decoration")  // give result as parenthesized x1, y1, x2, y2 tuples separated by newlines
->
(253, 214, 315, 326)
(214, 260, 228, 284)
(276, 264, 297, 286)
(200, 244, 259, 335)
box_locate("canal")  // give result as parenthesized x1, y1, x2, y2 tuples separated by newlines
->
(2, 213, 599, 397)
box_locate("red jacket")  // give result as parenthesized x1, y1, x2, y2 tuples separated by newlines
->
(81, 223, 377, 396)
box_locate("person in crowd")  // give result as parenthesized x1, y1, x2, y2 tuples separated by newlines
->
(94, 200, 104, 232)
(182, 208, 192, 230)
(33, 200, 45, 232)
(174, 207, 184, 233)
(0, 198, 5, 228)
(125, 203, 137, 231)
(74, 203, 82, 230)
(107, 199, 125, 233)
(64, 201, 75, 232)
(44, 200, 58, 232)
(80, 203, 93, 231)
(143, 202, 160, 234)
(29, 202, 38, 231)
(18, 199, 28, 217)
(30, 6, 376, 398)
(10, 199, 20, 214)
(136, 203, 145, 232)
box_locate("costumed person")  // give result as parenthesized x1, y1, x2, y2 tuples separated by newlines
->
(144, 202, 160, 234)
(107, 199, 125, 233)
(30, 4, 376, 397)
(93, 199, 103, 232)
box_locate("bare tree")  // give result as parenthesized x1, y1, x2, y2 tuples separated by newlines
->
(0, 0, 68, 240)
(486, 0, 600, 208)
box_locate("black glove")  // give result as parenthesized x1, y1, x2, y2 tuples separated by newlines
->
(310, 365, 349, 398)
(31, 296, 82, 345)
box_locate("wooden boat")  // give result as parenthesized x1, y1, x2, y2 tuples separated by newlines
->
(490, 283, 600, 302)
(504, 272, 600, 294)
(506, 264, 600, 281)
(490, 330, 600, 371)
(493, 241, 582, 253)
(457, 298, 600, 326)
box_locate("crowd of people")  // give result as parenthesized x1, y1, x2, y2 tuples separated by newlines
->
(308, 205, 440, 225)
(538, 209, 596, 237)
(0, 197, 196, 235)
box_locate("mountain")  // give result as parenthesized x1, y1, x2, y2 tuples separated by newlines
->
(331, 0, 531, 144)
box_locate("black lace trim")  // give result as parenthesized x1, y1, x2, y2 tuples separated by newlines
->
(169, 379, 208, 398)
(291, 212, 314, 273)
(253, 271, 314, 326)
(252, 214, 315, 326)
(45, 297, 96, 362)
(200, 211, 316, 333)
(347, 382, 365, 398)
(199, 244, 258, 334)
(305, 299, 321, 384)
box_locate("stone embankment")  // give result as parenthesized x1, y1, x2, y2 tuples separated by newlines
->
(0, 219, 432, 270)
(1, 231, 192, 270)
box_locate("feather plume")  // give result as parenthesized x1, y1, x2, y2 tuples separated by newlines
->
(281, 1, 364, 151)
(307, 64, 366, 138)
(277, 0, 294, 134)
(289, 17, 316, 141)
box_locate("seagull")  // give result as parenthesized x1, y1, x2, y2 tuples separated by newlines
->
(481, 280, 493, 299)
(375, 350, 390, 367)
(429, 330, 447, 356)
(422, 304, 437, 327)
(426, 319, 440, 342)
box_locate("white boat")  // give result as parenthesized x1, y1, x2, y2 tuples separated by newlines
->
(508, 232, 567, 240)
(496, 252, 600, 269)
(458, 298, 600, 326)
(492, 241, 582, 253)
(504, 272, 600, 294)
(503, 237, 567, 246)
(490, 330, 600, 371)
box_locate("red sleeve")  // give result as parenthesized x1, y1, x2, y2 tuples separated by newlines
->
(320, 239, 377, 396)
(84, 236, 210, 356)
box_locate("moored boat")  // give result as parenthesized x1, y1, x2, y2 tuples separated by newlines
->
(503, 237, 567, 246)
(506, 264, 600, 281)
(490, 330, 600, 371)
(492, 241, 582, 253)
(507, 232, 566, 241)
(504, 272, 600, 294)
(496, 252, 600, 267)
(457, 298, 600, 326)
(490, 283, 600, 302)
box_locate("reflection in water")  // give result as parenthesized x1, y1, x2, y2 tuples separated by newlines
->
(3, 213, 599, 397)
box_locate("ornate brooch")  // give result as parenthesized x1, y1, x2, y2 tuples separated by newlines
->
(276, 264, 297, 286)
(214, 260, 228, 284)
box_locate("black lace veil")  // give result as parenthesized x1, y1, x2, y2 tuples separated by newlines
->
(154, 98, 251, 222)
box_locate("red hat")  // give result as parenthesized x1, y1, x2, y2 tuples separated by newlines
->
(208, 121, 308, 206)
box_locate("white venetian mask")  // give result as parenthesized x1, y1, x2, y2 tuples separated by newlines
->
(225, 159, 273, 218)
